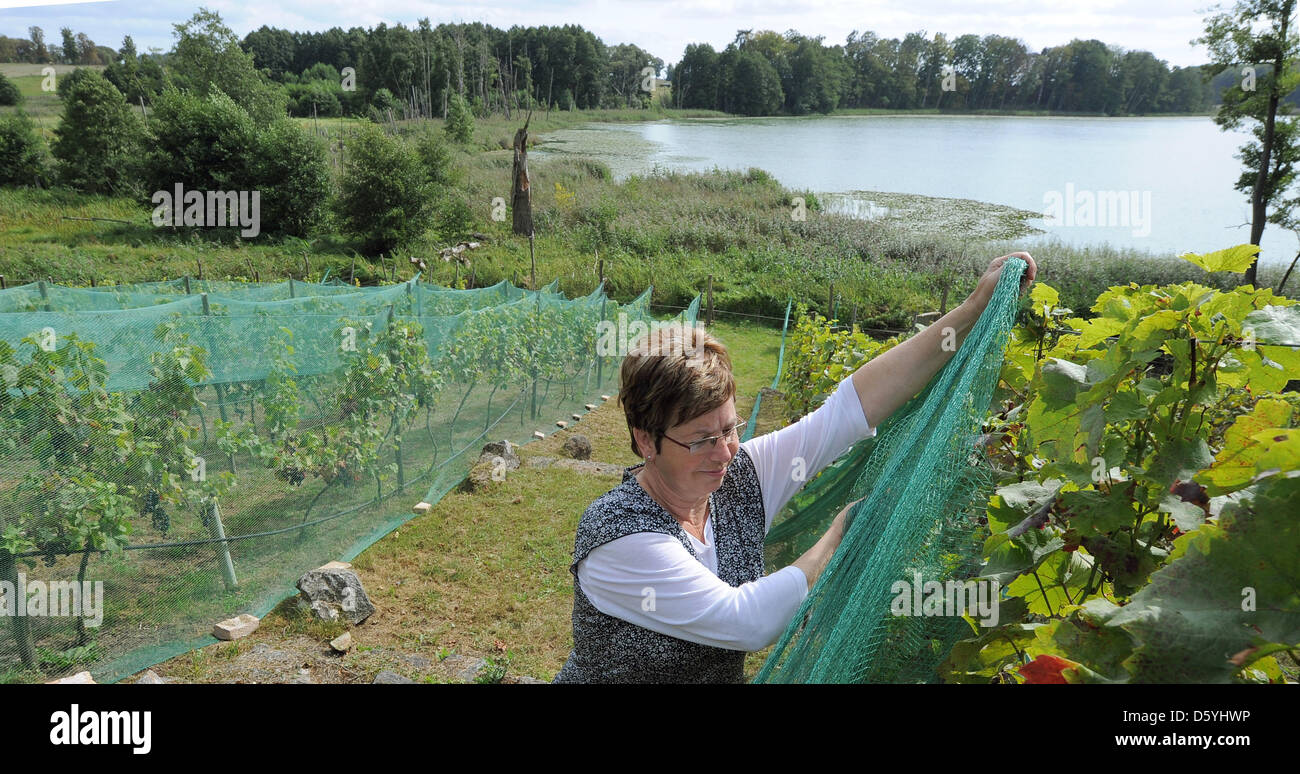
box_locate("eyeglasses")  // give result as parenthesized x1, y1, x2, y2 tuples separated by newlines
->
(661, 419, 747, 455)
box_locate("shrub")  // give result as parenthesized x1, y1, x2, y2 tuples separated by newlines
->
(335, 122, 434, 253)
(50, 70, 144, 195)
(0, 73, 21, 106)
(445, 93, 474, 143)
(0, 113, 49, 187)
(142, 88, 259, 196)
(252, 120, 332, 236)
(413, 127, 458, 188)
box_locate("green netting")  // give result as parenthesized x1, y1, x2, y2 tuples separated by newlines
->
(0, 276, 678, 683)
(756, 258, 1027, 683)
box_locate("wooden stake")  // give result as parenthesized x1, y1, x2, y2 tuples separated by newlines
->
(706, 274, 714, 328)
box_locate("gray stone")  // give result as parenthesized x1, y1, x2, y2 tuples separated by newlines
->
(135, 670, 168, 685)
(524, 456, 621, 477)
(514, 676, 548, 684)
(296, 567, 375, 625)
(372, 670, 415, 684)
(562, 434, 592, 460)
(443, 655, 486, 682)
(552, 458, 623, 477)
(480, 439, 520, 470)
(402, 654, 432, 669)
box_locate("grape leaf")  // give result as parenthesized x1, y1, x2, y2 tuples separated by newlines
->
(1107, 476, 1300, 683)
(1177, 244, 1260, 273)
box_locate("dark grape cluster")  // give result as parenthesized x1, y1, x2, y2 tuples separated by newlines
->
(141, 489, 169, 534)
(276, 466, 305, 487)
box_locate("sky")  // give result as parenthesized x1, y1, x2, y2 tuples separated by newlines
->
(0, 0, 1220, 68)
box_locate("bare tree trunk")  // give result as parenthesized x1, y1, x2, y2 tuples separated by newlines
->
(512, 114, 534, 237)
(1247, 77, 1284, 289)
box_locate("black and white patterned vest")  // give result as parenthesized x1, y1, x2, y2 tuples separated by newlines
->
(553, 445, 767, 683)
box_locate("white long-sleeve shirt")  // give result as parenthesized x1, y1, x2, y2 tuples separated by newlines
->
(576, 374, 876, 652)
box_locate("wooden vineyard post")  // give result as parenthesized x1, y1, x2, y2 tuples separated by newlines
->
(706, 274, 714, 328)
(199, 293, 235, 469)
(207, 500, 239, 590)
(596, 263, 607, 389)
(38, 279, 51, 312)
(0, 520, 35, 666)
(386, 303, 406, 491)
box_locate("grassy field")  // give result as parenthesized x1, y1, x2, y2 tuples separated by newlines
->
(0, 63, 104, 136)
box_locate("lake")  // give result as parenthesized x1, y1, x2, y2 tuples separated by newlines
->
(533, 114, 1293, 268)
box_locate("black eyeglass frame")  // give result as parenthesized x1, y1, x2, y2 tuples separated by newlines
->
(660, 419, 748, 455)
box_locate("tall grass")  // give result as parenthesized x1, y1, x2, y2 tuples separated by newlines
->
(1, 115, 1293, 330)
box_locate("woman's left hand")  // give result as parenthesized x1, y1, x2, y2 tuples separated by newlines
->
(965, 252, 1038, 311)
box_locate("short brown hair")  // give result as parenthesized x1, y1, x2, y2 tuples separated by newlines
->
(618, 322, 735, 457)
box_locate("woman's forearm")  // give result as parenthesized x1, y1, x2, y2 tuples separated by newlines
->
(850, 300, 982, 430)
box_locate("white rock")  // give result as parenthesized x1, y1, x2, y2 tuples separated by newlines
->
(46, 671, 95, 684)
(213, 613, 260, 641)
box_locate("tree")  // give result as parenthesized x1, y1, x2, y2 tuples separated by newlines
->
(0, 113, 49, 187)
(1197, 0, 1300, 287)
(445, 92, 475, 142)
(28, 26, 48, 63)
(335, 122, 434, 253)
(60, 27, 77, 64)
(675, 43, 719, 109)
(169, 8, 289, 124)
(51, 70, 144, 195)
(105, 35, 166, 106)
(730, 49, 783, 115)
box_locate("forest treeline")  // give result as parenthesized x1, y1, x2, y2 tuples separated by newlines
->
(1, 15, 1260, 119)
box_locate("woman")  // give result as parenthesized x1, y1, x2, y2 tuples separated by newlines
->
(553, 253, 1037, 683)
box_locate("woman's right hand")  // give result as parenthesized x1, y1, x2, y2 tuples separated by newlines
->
(831, 498, 864, 544)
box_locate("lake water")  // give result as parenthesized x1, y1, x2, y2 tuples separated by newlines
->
(534, 115, 1293, 267)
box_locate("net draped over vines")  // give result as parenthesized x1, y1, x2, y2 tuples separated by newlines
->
(0, 275, 691, 683)
(757, 258, 1027, 683)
